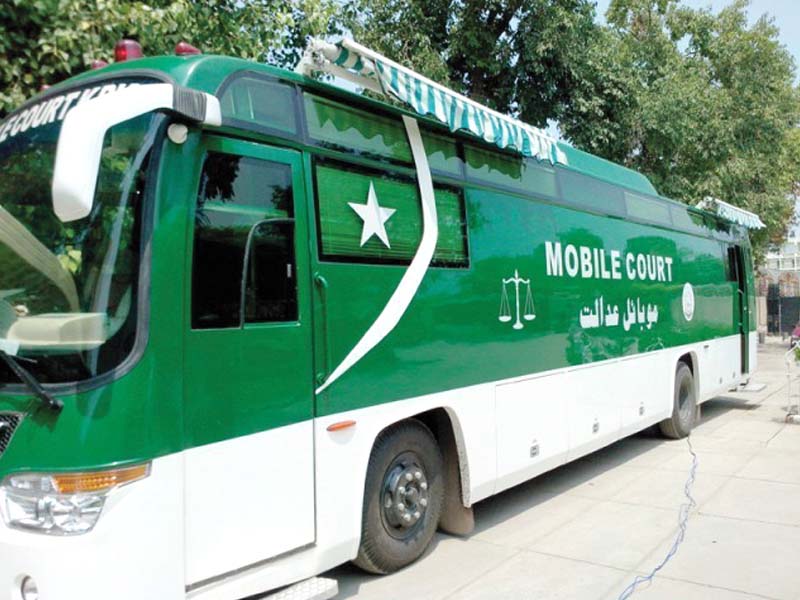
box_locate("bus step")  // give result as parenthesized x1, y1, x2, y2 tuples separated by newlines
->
(739, 382, 766, 392)
(263, 577, 338, 600)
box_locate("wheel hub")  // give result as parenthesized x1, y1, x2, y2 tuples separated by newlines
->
(678, 377, 694, 423)
(381, 454, 429, 537)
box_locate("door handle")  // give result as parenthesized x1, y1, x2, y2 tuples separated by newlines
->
(314, 273, 330, 384)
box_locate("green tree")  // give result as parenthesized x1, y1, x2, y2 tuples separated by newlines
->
(560, 0, 800, 253)
(345, 0, 599, 128)
(0, 0, 340, 117)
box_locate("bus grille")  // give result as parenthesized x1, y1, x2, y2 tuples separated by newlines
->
(0, 413, 22, 459)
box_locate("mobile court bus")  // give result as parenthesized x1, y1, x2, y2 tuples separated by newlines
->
(0, 37, 762, 600)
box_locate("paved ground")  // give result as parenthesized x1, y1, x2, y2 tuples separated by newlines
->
(326, 339, 800, 599)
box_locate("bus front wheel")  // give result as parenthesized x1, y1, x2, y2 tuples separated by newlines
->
(354, 419, 444, 574)
(659, 362, 696, 439)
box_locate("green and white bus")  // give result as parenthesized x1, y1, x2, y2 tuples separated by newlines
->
(0, 38, 759, 600)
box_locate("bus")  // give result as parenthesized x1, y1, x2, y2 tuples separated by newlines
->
(0, 37, 758, 600)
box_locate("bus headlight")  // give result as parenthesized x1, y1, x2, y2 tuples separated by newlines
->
(1, 464, 149, 536)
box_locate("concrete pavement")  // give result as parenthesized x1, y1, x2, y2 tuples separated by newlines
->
(327, 339, 800, 599)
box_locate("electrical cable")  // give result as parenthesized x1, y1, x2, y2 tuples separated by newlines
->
(616, 434, 698, 599)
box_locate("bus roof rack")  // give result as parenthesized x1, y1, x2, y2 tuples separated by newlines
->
(696, 197, 766, 230)
(296, 37, 568, 166)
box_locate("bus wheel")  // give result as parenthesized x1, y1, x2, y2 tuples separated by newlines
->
(354, 419, 444, 574)
(659, 362, 696, 439)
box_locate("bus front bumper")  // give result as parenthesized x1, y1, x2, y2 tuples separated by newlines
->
(0, 454, 185, 600)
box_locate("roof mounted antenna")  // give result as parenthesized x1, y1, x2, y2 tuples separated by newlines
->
(296, 37, 568, 166)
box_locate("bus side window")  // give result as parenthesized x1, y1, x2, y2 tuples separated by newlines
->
(220, 76, 298, 136)
(557, 168, 625, 216)
(192, 152, 295, 329)
(314, 160, 469, 268)
(464, 144, 558, 198)
(726, 246, 739, 281)
(624, 191, 672, 226)
(304, 93, 412, 163)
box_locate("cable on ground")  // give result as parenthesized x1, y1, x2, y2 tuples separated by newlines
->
(616, 434, 698, 600)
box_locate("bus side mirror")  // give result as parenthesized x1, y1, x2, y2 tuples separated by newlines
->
(52, 83, 221, 222)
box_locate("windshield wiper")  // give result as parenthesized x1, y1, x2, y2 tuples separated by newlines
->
(0, 350, 63, 413)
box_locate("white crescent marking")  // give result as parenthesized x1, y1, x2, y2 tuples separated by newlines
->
(316, 116, 438, 394)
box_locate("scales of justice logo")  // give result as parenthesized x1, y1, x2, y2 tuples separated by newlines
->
(498, 269, 536, 330)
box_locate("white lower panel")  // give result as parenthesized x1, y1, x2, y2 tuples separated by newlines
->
(0, 454, 185, 600)
(494, 345, 671, 492)
(564, 365, 623, 460)
(495, 375, 569, 492)
(697, 334, 745, 400)
(184, 421, 315, 585)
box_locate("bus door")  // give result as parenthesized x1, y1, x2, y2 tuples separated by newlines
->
(182, 137, 316, 583)
(729, 244, 749, 374)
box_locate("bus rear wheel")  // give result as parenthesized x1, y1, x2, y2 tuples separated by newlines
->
(659, 362, 696, 439)
(354, 419, 444, 574)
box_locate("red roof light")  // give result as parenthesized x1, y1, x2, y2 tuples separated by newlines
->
(115, 39, 144, 62)
(91, 59, 109, 70)
(175, 41, 202, 56)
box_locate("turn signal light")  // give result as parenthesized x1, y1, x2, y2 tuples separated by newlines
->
(51, 464, 150, 494)
(327, 420, 357, 432)
(114, 39, 144, 62)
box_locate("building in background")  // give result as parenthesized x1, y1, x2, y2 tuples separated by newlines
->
(761, 202, 800, 336)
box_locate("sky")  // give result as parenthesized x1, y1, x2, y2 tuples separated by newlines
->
(593, 0, 800, 73)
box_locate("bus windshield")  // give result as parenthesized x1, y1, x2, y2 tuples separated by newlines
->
(0, 82, 161, 385)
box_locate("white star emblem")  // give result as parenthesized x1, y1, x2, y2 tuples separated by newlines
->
(348, 182, 396, 248)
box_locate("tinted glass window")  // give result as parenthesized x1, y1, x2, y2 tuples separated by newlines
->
(670, 205, 697, 231)
(304, 93, 412, 162)
(557, 169, 625, 215)
(465, 145, 557, 198)
(244, 221, 297, 322)
(422, 129, 463, 176)
(315, 161, 468, 267)
(624, 191, 672, 225)
(192, 152, 295, 329)
(726, 246, 740, 282)
(220, 77, 297, 134)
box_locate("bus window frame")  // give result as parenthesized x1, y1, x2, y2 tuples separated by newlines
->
(302, 91, 417, 168)
(189, 145, 302, 331)
(216, 71, 304, 142)
(311, 155, 470, 270)
(463, 142, 562, 203)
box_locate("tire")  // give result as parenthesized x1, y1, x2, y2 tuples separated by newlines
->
(353, 419, 444, 574)
(659, 362, 696, 439)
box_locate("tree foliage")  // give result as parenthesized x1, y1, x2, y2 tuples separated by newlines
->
(344, 0, 599, 128)
(561, 0, 799, 253)
(0, 0, 339, 117)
